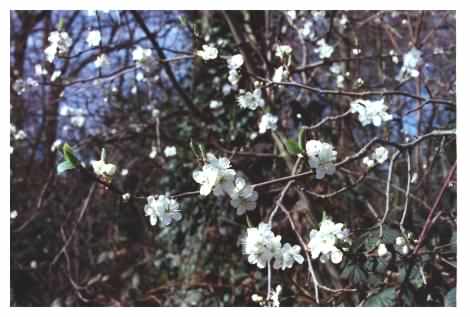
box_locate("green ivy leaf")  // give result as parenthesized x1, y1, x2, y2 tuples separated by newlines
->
(57, 160, 76, 175)
(445, 287, 456, 307)
(341, 262, 368, 286)
(364, 288, 396, 307)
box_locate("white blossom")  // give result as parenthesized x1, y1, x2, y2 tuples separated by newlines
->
(275, 45, 292, 58)
(350, 98, 393, 127)
(227, 54, 244, 70)
(362, 156, 375, 168)
(35, 64, 47, 76)
(228, 69, 241, 86)
(86, 30, 101, 47)
(209, 100, 223, 109)
(144, 194, 182, 226)
(163, 145, 177, 157)
(193, 153, 236, 197)
(273, 243, 304, 270)
(45, 31, 72, 62)
(314, 39, 334, 59)
(377, 243, 390, 257)
(197, 44, 218, 61)
(396, 47, 423, 80)
(272, 66, 289, 83)
(10, 210, 18, 219)
(373, 146, 389, 164)
(268, 285, 282, 307)
(228, 177, 258, 215)
(308, 217, 349, 264)
(132, 46, 152, 63)
(242, 223, 282, 269)
(258, 113, 278, 134)
(237, 88, 265, 110)
(301, 21, 315, 40)
(94, 54, 108, 68)
(305, 140, 337, 179)
(287, 10, 297, 20)
(91, 148, 117, 178)
(395, 236, 410, 255)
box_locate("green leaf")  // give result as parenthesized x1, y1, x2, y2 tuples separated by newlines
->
(445, 287, 456, 307)
(285, 138, 302, 155)
(341, 262, 368, 286)
(63, 143, 79, 166)
(399, 263, 425, 289)
(57, 160, 76, 175)
(364, 288, 396, 307)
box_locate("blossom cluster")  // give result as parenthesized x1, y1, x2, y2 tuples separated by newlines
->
(144, 194, 182, 226)
(227, 54, 244, 87)
(237, 88, 265, 110)
(305, 139, 337, 179)
(197, 44, 218, 61)
(350, 98, 393, 127)
(362, 146, 389, 168)
(243, 222, 304, 270)
(308, 216, 350, 264)
(45, 31, 72, 63)
(258, 113, 278, 134)
(192, 153, 259, 216)
(396, 47, 423, 81)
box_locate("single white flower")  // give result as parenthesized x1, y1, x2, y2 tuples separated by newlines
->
(396, 47, 423, 80)
(272, 66, 289, 83)
(45, 31, 72, 62)
(132, 46, 152, 63)
(229, 177, 258, 215)
(287, 10, 297, 20)
(121, 169, 129, 176)
(362, 156, 375, 168)
(192, 165, 219, 196)
(273, 243, 304, 270)
(227, 54, 244, 70)
(395, 236, 410, 255)
(258, 113, 278, 134)
(193, 153, 236, 197)
(122, 193, 131, 202)
(377, 243, 390, 257)
(243, 222, 282, 269)
(308, 217, 349, 264)
(86, 30, 101, 47)
(209, 100, 223, 109)
(228, 69, 241, 86)
(94, 54, 108, 68)
(91, 148, 117, 178)
(163, 145, 177, 157)
(275, 45, 293, 59)
(314, 39, 334, 59)
(10, 210, 18, 219)
(197, 44, 218, 61)
(305, 140, 337, 179)
(35, 64, 47, 76)
(373, 146, 389, 164)
(268, 285, 282, 307)
(237, 88, 265, 110)
(350, 98, 393, 127)
(301, 21, 315, 40)
(144, 194, 182, 226)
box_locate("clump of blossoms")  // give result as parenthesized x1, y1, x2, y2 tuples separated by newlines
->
(272, 66, 289, 83)
(396, 47, 423, 81)
(362, 146, 389, 168)
(242, 222, 304, 270)
(308, 215, 350, 264)
(237, 88, 265, 110)
(144, 194, 182, 226)
(274, 44, 292, 59)
(45, 30, 72, 62)
(90, 148, 117, 182)
(227, 53, 244, 87)
(132, 46, 157, 73)
(197, 44, 218, 61)
(258, 113, 278, 134)
(314, 39, 334, 59)
(305, 140, 337, 179)
(86, 30, 101, 47)
(192, 153, 236, 196)
(350, 98, 393, 127)
(229, 176, 258, 216)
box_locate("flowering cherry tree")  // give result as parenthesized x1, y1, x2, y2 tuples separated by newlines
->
(10, 10, 456, 307)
